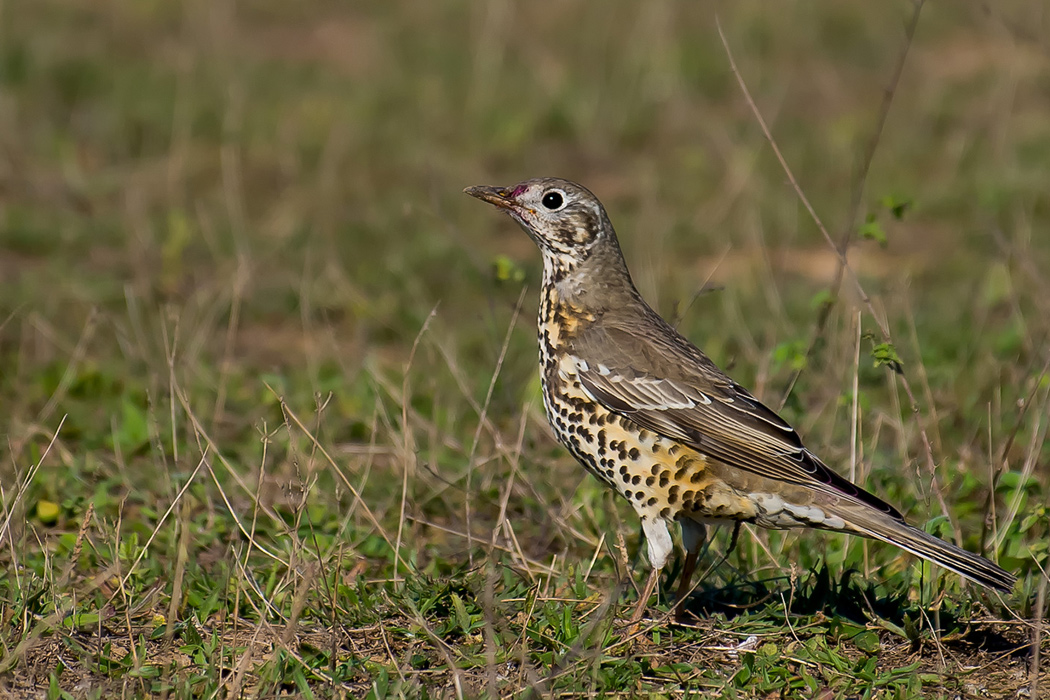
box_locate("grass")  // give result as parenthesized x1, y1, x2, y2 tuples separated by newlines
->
(1, 0, 1049, 697)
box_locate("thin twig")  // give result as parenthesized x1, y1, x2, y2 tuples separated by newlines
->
(466, 286, 527, 563)
(715, 14, 958, 540)
(394, 306, 438, 584)
(106, 451, 208, 610)
(1032, 573, 1047, 700)
(0, 416, 67, 549)
(778, 0, 925, 410)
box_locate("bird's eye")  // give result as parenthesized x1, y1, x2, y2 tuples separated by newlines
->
(541, 191, 564, 210)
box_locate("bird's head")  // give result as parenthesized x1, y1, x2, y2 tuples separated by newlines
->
(464, 178, 616, 267)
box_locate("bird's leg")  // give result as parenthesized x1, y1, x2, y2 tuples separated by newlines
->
(707, 521, 743, 574)
(673, 550, 699, 614)
(673, 520, 707, 621)
(626, 517, 673, 628)
(726, 521, 742, 555)
(629, 565, 661, 624)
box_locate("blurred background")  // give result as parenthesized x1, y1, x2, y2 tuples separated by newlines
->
(3, 1, 1047, 368)
(1, 0, 1048, 695)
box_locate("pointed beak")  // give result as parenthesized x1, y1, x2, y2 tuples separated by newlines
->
(464, 185, 516, 211)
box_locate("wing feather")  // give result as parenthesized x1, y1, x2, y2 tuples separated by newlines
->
(573, 321, 903, 520)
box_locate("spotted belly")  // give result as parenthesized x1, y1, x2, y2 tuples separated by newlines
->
(540, 358, 751, 522)
(539, 354, 851, 534)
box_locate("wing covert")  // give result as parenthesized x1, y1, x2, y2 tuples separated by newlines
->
(572, 322, 903, 520)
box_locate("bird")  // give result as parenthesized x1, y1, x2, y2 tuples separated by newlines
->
(464, 177, 1015, 623)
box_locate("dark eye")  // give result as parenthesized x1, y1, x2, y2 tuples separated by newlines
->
(541, 191, 564, 210)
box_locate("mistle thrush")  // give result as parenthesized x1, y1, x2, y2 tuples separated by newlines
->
(465, 177, 1015, 621)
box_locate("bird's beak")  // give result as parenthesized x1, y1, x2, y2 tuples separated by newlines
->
(464, 185, 516, 210)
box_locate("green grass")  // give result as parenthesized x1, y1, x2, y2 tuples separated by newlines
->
(2, 0, 1049, 697)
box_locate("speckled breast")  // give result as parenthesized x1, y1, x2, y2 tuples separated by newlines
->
(536, 312, 753, 526)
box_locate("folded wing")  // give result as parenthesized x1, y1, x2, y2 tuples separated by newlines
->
(572, 319, 904, 520)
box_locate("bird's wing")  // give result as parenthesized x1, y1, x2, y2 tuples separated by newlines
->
(572, 320, 903, 519)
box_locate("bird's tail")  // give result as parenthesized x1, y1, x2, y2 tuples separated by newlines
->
(846, 513, 1015, 592)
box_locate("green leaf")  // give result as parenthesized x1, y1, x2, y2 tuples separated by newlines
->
(834, 622, 864, 639)
(870, 342, 903, 373)
(364, 666, 389, 700)
(858, 213, 887, 247)
(873, 616, 909, 639)
(903, 614, 920, 643)
(128, 664, 161, 679)
(492, 254, 526, 284)
(450, 592, 470, 636)
(293, 666, 317, 700)
(771, 340, 807, 372)
(35, 499, 60, 525)
(1019, 506, 1046, 533)
(111, 396, 149, 453)
(880, 195, 913, 220)
(853, 630, 880, 654)
(809, 288, 834, 310)
(980, 262, 1012, 307)
(161, 208, 193, 292)
(998, 471, 1037, 491)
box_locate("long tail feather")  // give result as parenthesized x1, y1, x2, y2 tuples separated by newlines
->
(849, 517, 1015, 592)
